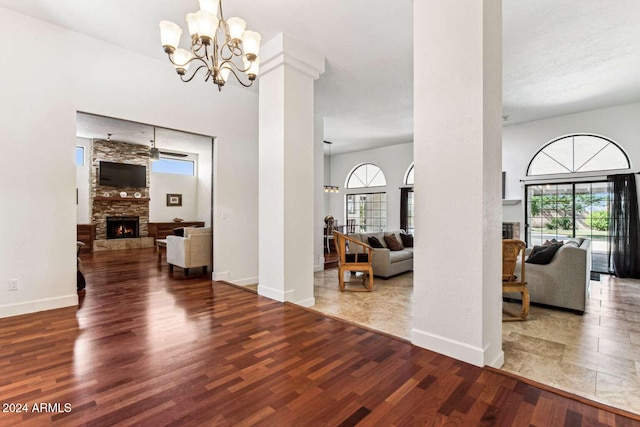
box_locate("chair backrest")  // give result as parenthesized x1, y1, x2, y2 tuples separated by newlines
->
(502, 239, 526, 283)
(346, 219, 355, 234)
(326, 218, 335, 234)
(334, 230, 345, 260)
(333, 231, 374, 266)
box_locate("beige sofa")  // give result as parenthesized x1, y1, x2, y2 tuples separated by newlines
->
(349, 230, 413, 278)
(167, 227, 212, 276)
(507, 237, 591, 314)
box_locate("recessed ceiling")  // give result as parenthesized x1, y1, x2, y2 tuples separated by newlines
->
(3, 1, 640, 154)
(76, 112, 213, 149)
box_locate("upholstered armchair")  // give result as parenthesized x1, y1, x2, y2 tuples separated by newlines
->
(166, 227, 212, 276)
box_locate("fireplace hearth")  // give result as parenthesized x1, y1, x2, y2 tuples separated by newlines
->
(107, 216, 140, 239)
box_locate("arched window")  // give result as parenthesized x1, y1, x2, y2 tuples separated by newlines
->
(404, 163, 414, 185)
(346, 163, 387, 189)
(527, 134, 629, 176)
(345, 163, 387, 232)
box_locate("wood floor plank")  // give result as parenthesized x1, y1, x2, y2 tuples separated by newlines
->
(0, 248, 639, 426)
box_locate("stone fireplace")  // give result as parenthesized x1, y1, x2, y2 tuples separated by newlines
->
(106, 216, 140, 239)
(90, 139, 154, 251)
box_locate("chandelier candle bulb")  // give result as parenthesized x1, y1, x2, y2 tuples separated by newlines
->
(220, 67, 231, 83)
(186, 13, 199, 37)
(195, 10, 218, 43)
(227, 17, 246, 42)
(173, 49, 194, 74)
(243, 56, 260, 79)
(242, 31, 262, 60)
(198, 0, 220, 16)
(159, 21, 182, 53)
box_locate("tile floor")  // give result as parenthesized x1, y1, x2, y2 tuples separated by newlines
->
(303, 270, 640, 415)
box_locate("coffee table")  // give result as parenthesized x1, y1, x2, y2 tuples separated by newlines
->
(156, 239, 167, 262)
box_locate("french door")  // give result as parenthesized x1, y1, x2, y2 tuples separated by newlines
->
(525, 181, 612, 273)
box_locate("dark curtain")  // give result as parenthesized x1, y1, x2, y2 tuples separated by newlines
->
(400, 188, 412, 232)
(608, 173, 640, 278)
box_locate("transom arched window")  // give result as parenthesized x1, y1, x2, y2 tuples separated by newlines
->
(405, 163, 414, 185)
(527, 134, 629, 176)
(346, 163, 386, 189)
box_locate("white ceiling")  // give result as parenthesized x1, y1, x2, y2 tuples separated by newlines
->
(76, 112, 213, 148)
(3, 1, 640, 155)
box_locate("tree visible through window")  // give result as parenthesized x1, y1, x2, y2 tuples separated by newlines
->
(527, 134, 629, 176)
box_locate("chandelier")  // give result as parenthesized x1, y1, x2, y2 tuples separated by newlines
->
(159, 0, 261, 91)
(324, 185, 339, 193)
(323, 141, 339, 193)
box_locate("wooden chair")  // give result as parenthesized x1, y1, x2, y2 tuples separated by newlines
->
(333, 231, 374, 292)
(325, 218, 336, 253)
(346, 219, 356, 234)
(502, 239, 529, 321)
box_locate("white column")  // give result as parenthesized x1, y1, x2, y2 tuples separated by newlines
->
(257, 33, 325, 307)
(412, 0, 503, 367)
(314, 114, 326, 272)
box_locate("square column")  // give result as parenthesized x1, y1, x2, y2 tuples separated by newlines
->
(257, 33, 325, 306)
(412, 0, 503, 367)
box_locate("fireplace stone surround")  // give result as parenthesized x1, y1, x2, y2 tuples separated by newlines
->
(90, 139, 151, 246)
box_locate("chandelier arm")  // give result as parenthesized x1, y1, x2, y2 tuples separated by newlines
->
(218, 0, 225, 22)
(223, 66, 254, 87)
(220, 39, 243, 61)
(179, 64, 210, 83)
(219, 58, 251, 74)
(167, 53, 206, 69)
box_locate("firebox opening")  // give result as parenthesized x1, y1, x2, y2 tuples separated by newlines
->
(107, 216, 140, 239)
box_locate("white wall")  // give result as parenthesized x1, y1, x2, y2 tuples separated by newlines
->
(149, 173, 198, 222)
(328, 142, 413, 230)
(503, 101, 640, 239)
(76, 137, 92, 224)
(0, 7, 258, 317)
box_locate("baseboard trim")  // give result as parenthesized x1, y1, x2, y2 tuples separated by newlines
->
(257, 284, 294, 302)
(487, 350, 505, 369)
(411, 328, 487, 367)
(0, 294, 78, 319)
(212, 271, 230, 281)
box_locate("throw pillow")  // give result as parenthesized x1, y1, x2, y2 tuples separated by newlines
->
(368, 236, 384, 248)
(400, 233, 414, 248)
(384, 234, 403, 251)
(173, 227, 185, 237)
(542, 238, 562, 246)
(526, 243, 562, 265)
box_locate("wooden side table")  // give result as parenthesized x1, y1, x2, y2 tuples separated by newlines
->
(156, 239, 167, 263)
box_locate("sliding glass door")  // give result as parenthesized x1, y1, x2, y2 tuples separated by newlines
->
(525, 181, 612, 273)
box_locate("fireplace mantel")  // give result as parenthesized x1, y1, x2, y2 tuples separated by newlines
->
(94, 196, 150, 202)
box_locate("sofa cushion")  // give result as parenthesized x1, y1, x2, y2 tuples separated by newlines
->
(567, 237, 585, 246)
(368, 236, 384, 248)
(526, 243, 562, 265)
(400, 233, 414, 247)
(389, 250, 413, 263)
(384, 234, 403, 251)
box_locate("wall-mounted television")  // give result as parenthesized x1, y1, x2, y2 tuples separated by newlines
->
(99, 161, 147, 188)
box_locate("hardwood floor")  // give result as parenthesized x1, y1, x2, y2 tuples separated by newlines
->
(1, 248, 639, 426)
